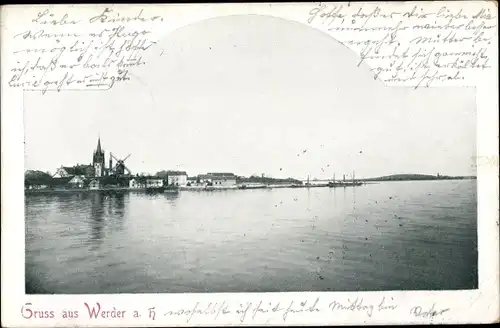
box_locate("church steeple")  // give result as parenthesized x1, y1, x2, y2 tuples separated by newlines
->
(96, 136, 102, 154)
(93, 136, 105, 177)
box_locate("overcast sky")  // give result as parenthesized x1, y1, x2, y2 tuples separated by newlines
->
(24, 15, 477, 179)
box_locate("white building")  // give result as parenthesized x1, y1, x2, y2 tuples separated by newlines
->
(205, 173, 237, 187)
(129, 178, 145, 189)
(68, 175, 85, 188)
(88, 179, 100, 190)
(211, 176, 237, 186)
(146, 177, 164, 188)
(166, 171, 188, 186)
(53, 166, 72, 178)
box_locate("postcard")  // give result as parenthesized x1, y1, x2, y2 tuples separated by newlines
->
(1, 1, 499, 326)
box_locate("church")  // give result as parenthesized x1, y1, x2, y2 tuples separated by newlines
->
(52, 137, 133, 180)
(92, 137, 107, 177)
(92, 137, 131, 177)
(53, 137, 114, 178)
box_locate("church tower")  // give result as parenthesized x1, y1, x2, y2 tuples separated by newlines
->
(92, 137, 106, 177)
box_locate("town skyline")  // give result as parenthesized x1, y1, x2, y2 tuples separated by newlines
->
(24, 116, 477, 180)
(24, 134, 476, 181)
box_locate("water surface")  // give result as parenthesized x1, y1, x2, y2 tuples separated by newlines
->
(25, 180, 478, 293)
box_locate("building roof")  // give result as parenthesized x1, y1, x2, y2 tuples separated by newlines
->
(61, 165, 92, 176)
(198, 173, 237, 180)
(211, 176, 237, 180)
(166, 170, 187, 176)
(95, 137, 103, 154)
(207, 172, 235, 177)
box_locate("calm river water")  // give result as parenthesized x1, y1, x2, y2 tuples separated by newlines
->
(25, 180, 477, 294)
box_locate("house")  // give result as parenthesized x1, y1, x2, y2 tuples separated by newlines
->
(88, 179, 100, 190)
(129, 178, 146, 189)
(146, 177, 164, 188)
(197, 174, 213, 184)
(166, 171, 188, 186)
(204, 173, 237, 186)
(67, 175, 86, 188)
(211, 176, 237, 186)
(53, 165, 94, 178)
(186, 176, 198, 186)
(53, 166, 72, 178)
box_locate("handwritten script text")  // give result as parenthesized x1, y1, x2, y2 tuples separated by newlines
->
(9, 8, 163, 94)
(306, 2, 497, 88)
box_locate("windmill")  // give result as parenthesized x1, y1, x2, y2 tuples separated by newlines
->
(110, 153, 132, 176)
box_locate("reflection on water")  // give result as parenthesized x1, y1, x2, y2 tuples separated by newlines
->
(25, 180, 477, 294)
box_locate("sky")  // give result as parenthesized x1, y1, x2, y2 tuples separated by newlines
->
(24, 15, 477, 180)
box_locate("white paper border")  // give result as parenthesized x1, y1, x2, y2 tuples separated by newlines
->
(1, 2, 499, 326)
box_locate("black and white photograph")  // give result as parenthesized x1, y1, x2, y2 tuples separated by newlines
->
(23, 13, 479, 295)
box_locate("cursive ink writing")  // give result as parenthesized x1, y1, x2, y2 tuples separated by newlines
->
(164, 301, 230, 323)
(306, 2, 497, 88)
(17, 297, 406, 323)
(329, 297, 374, 317)
(378, 296, 398, 311)
(89, 8, 163, 24)
(8, 7, 163, 94)
(32, 9, 80, 26)
(410, 303, 450, 318)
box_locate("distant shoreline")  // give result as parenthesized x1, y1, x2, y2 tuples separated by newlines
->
(361, 174, 477, 182)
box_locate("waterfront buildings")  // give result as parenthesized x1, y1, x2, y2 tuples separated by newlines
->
(24, 138, 279, 191)
(146, 177, 164, 188)
(166, 171, 188, 186)
(88, 179, 100, 190)
(129, 178, 144, 189)
(196, 173, 237, 187)
(68, 175, 85, 188)
(52, 138, 114, 179)
(208, 173, 237, 186)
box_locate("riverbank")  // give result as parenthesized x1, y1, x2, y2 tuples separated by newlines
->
(25, 188, 179, 195)
(25, 182, 369, 194)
